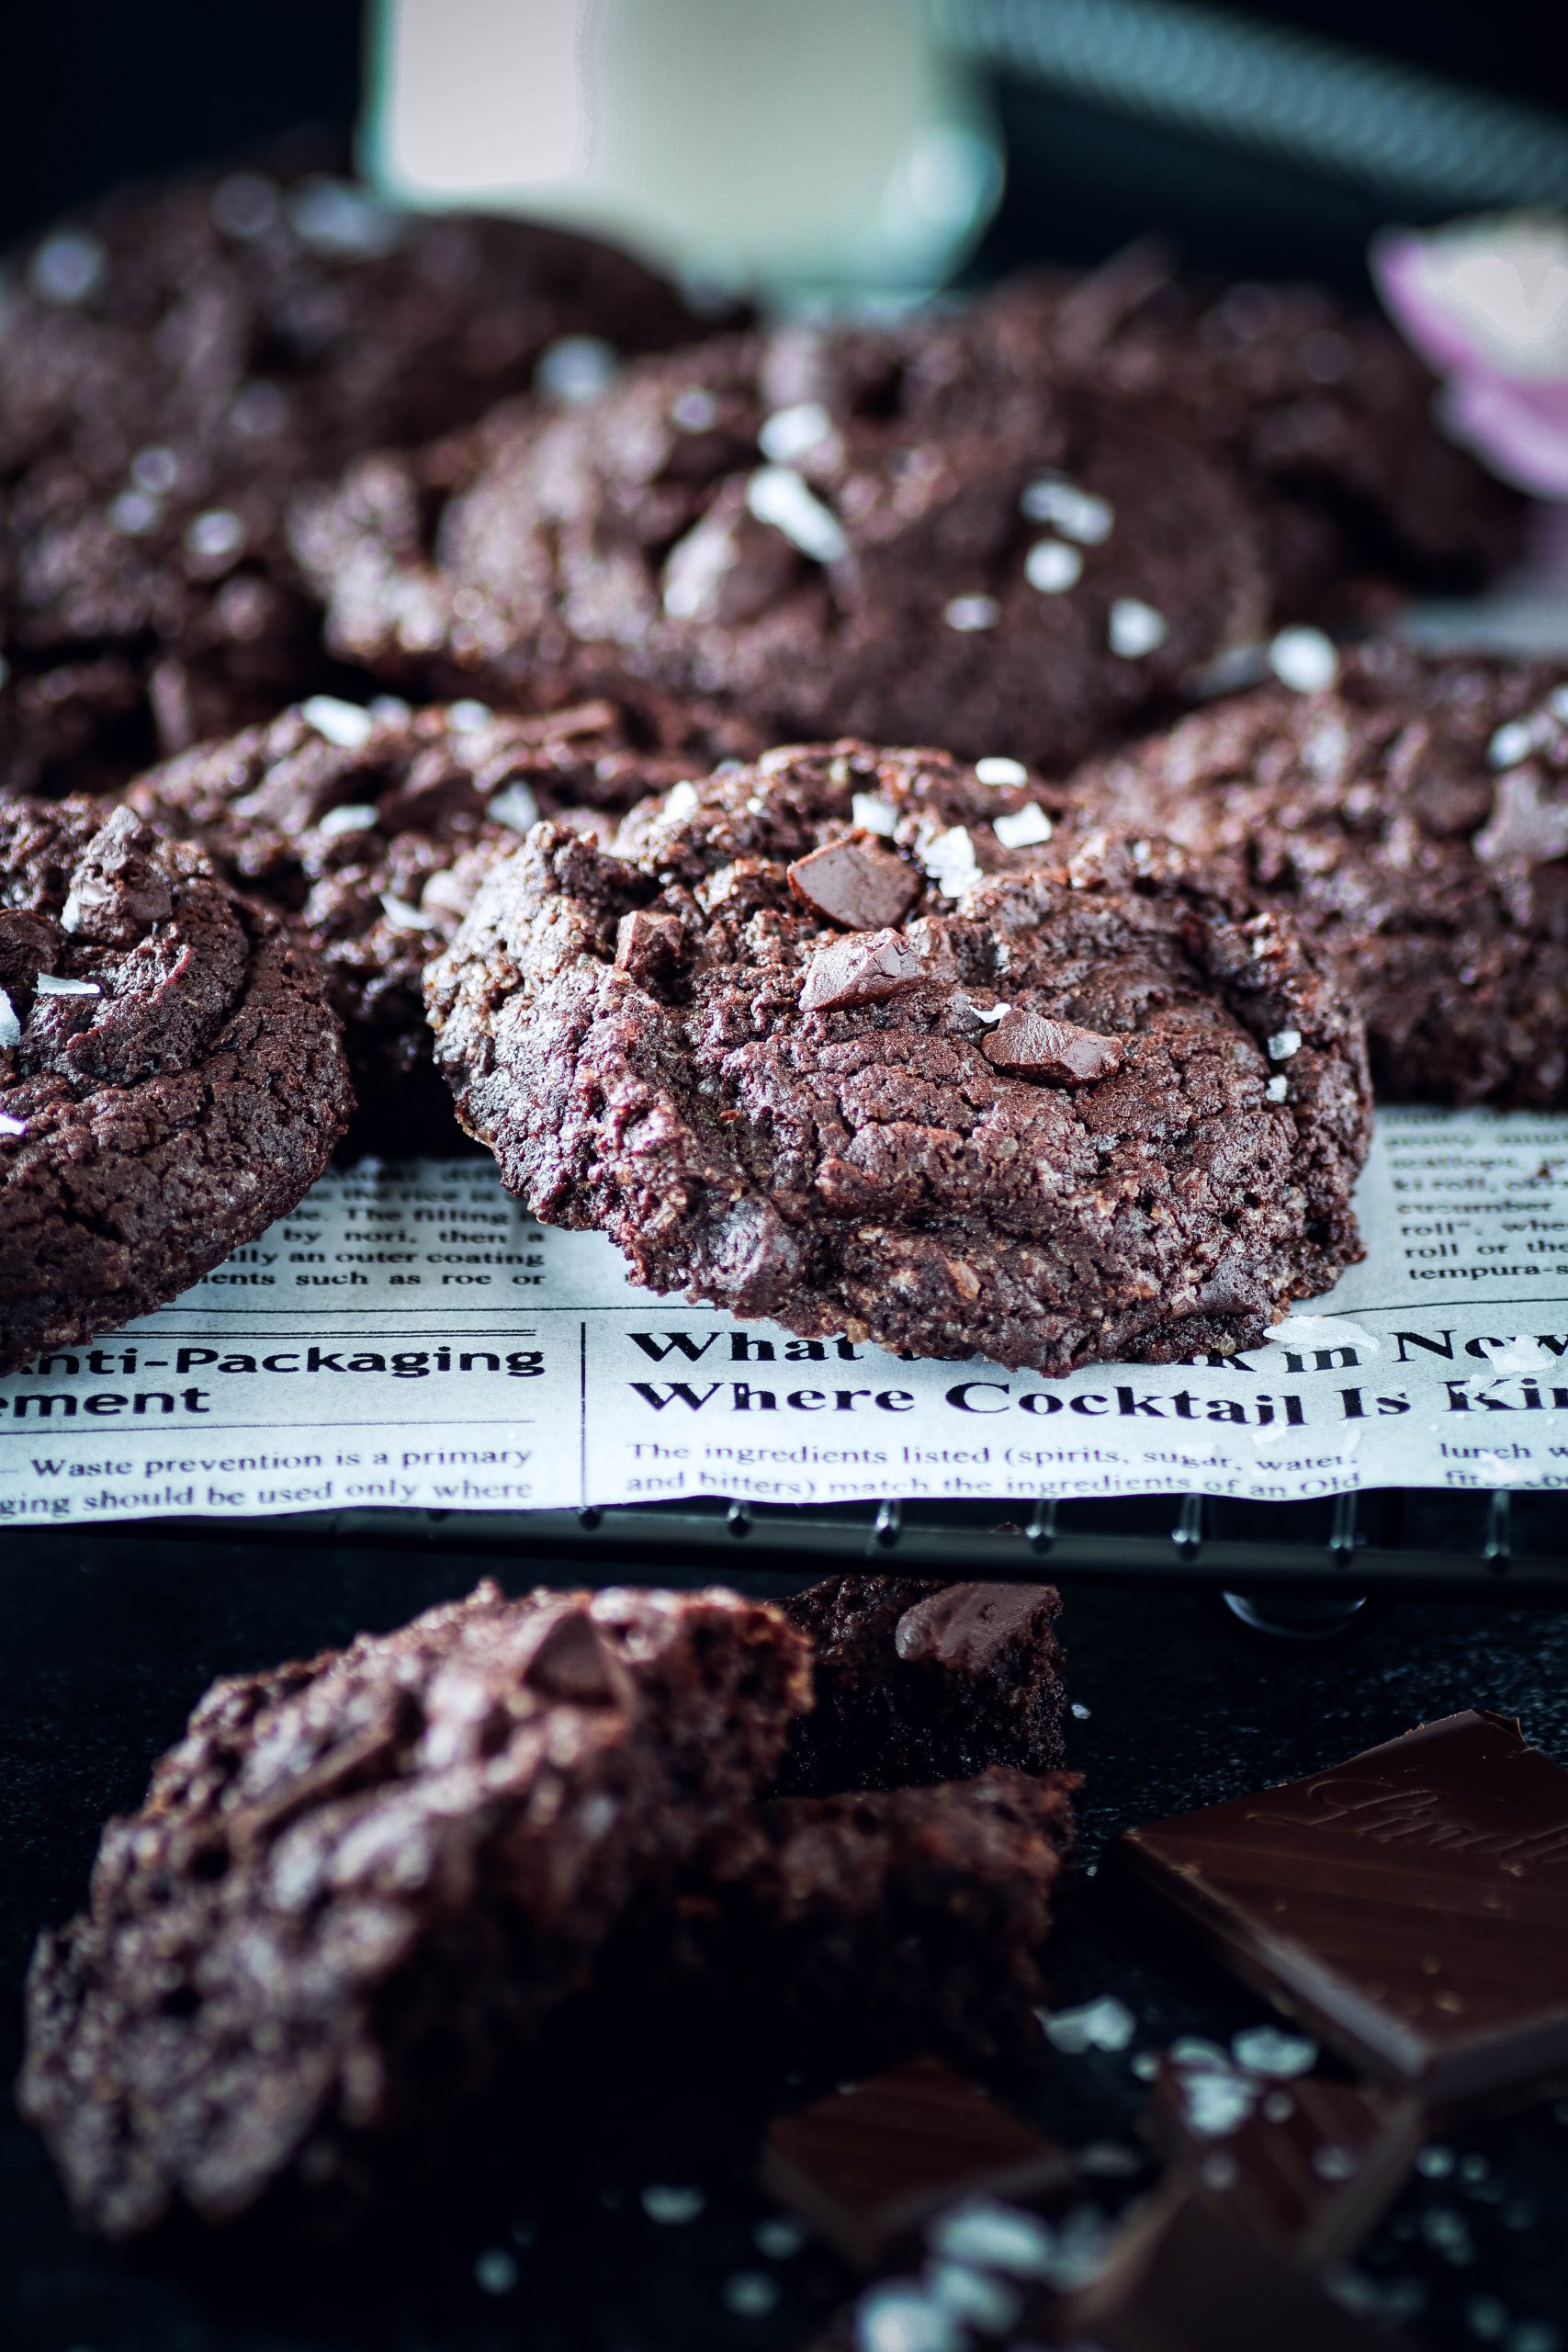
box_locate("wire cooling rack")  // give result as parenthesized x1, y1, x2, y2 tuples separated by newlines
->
(142, 1487, 1568, 1597)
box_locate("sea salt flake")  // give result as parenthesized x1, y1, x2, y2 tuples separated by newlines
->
(0, 988, 19, 1047)
(302, 695, 374, 750)
(975, 757, 1028, 786)
(1070, 1701, 1091, 1719)
(640, 2183, 705, 2223)
(536, 334, 619, 403)
(1267, 1028, 1303, 1061)
(1020, 477, 1114, 543)
(316, 804, 380, 841)
(1038, 1995, 1135, 2054)
(1489, 719, 1536, 769)
(746, 466, 847, 563)
(753, 2215, 806, 2258)
(0, 1114, 27, 1138)
(723, 2270, 779, 2316)
(446, 699, 493, 730)
(1180, 2069, 1256, 2136)
(36, 974, 102, 998)
(943, 594, 998, 631)
(1231, 2024, 1317, 2075)
(473, 2248, 517, 2295)
(993, 804, 1053, 849)
(662, 781, 700, 820)
(927, 2198, 1056, 2278)
(1266, 1075, 1289, 1102)
(852, 793, 897, 836)
(920, 825, 980, 899)
(925, 2262, 1021, 2331)
(186, 508, 245, 562)
(1269, 627, 1338, 693)
(111, 492, 159, 536)
(759, 401, 833, 462)
(488, 782, 542, 833)
(1024, 537, 1084, 594)
(379, 894, 437, 933)
(855, 2283, 964, 2352)
(1108, 598, 1168, 659)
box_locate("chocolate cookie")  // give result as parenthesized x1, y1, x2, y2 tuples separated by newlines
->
(427, 741, 1371, 1374)
(0, 800, 351, 1372)
(775, 1574, 1066, 1797)
(127, 692, 756, 1128)
(19, 1579, 811, 2238)
(1067, 644, 1568, 1105)
(296, 316, 1269, 771)
(0, 151, 721, 796)
(973, 254, 1526, 622)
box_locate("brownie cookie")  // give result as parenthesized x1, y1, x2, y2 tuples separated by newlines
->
(0, 152, 720, 795)
(1067, 644, 1568, 1105)
(296, 316, 1269, 771)
(19, 1579, 811, 2238)
(653, 1768, 1079, 2067)
(427, 741, 1371, 1374)
(973, 254, 1526, 622)
(775, 1574, 1066, 1798)
(0, 800, 351, 1372)
(127, 692, 757, 1127)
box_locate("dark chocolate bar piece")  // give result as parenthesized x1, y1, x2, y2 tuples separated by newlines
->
(1119, 1710, 1568, 2119)
(775, 1575, 1066, 1796)
(761, 2055, 1073, 2272)
(1059, 2186, 1417, 2350)
(1148, 2053, 1422, 2267)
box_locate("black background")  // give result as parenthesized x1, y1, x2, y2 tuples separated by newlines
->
(5, 2, 1568, 2344)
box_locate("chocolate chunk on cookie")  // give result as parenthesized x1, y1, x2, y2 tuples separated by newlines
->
(973, 257, 1525, 622)
(128, 693, 752, 1129)
(1068, 644, 1568, 1105)
(776, 1574, 1066, 1797)
(427, 741, 1371, 1374)
(0, 799, 351, 1371)
(298, 317, 1269, 771)
(0, 151, 723, 795)
(19, 1580, 810, 2237)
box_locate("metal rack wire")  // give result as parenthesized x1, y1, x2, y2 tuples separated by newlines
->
(165, 1485, 1568, 1597)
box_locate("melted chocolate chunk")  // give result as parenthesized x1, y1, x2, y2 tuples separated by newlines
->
(893, 1582, 1060, 1675)
(1149, 2055, 1421, 2267)
(1120, 1710, 1568, 2119)
(799, 927, 927, 1014)
(981, 1009, 1123, 1082)
(761, 2055, 1073, 2272)
(787, 836, 920, 932)
(60, 808, 175, 944)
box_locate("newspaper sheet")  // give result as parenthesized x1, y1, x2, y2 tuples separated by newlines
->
(4, 1107, 1568, 1525)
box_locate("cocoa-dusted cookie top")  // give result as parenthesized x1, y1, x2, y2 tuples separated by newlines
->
(972, 258, 1526, 621)
(0, 153, 721, 796)
(19, 1579, 811, 2239)
(127, 691, 758, 1114)
(1067, 644, 1568, 1106)
(427, 741, 1371, 1374)
(0, 800, 351, 1372)
(296, 316, 1269, 772)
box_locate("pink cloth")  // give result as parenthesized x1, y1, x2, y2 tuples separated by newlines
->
(1374, 218, 1568, 500)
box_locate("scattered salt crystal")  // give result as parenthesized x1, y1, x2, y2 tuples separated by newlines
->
(302, 695, 374, 750)
(753, 2215, 806, 2259)
(1020, 478, 1114, 543)
(369, 695, 412, 723)
(487, 782, 541, 834)
(1038, 1995, 1135, 2054)
(1489, 719, 1536, 769)
(379, 894, 437, 933)
(663, 780, 700, 820)
(1267, 1028, 1302, 1061)
(0, 988, 18, 1048)
(852, 793, 898, 837)
(0, 1114, 27, 1138)
(314, 804, 379, 841)
(943, 594, 999, 631)
(186, 508, 245, 563)
(1168, 2037, 1231, 2069)
(1024, 538, 1084, 594)
(993, 804, 1053, 849)
(1070, 1702, 1090, 1719)
(1108, 598, 1169, 659)
(536, 334, 619, 403)
(1269, 627, 1338, 694)
(1131, 2052, 1159, 2081)
(975, 757, 1028, 786)
(925, 2262, 1021, 2332)
(855, 2282, 964, 2352)
(723, 2271, 779, 2317)
(36, 975, 102, 998)
(640, 2183, 705, 2223)
(746, 466, 847, 563)
(1179, 2070, 1255, 2137)
(473, 2248, 517, 2294)
(111, 492, 159, 536)
(1266, 1075, 1289, 1102)
(759, 401, 833, 463)
(921, 826, 981, 899)
(446, 699, 493, 730)
(30, 229, 106, 304)
(1231, 2025, 1316, 2076)
(927, 2198, 1056, 2278)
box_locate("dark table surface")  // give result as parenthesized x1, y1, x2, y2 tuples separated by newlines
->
(5, 1525, 1567, 2352)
